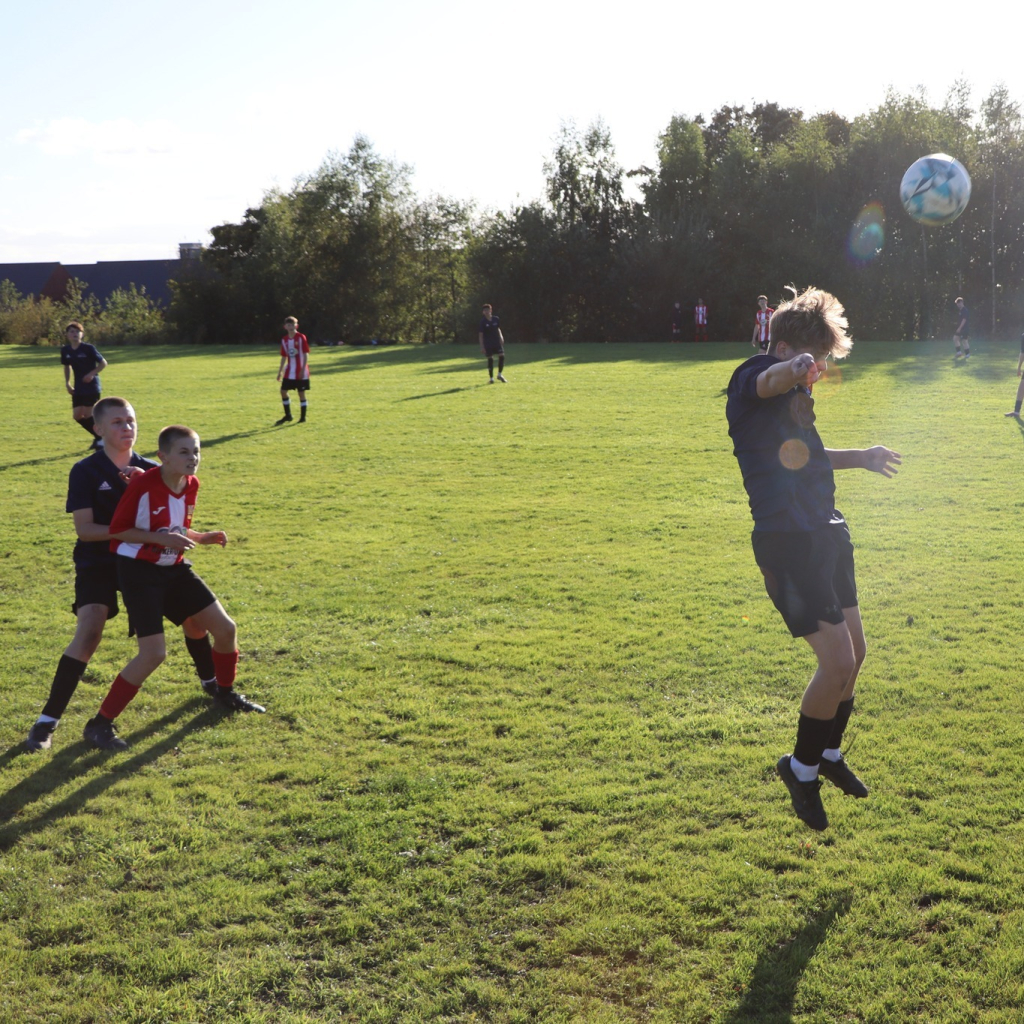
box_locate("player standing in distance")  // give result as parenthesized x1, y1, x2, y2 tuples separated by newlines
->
(479, 304, 506, 382)
(1003, 333, 1024, 417)
(26, 399, 225, 751)
(670, 302, 684, 341)
(726, 286, 901, 831)
(61, 321, 108, 450)
(953, 297, 970, 359)
(276, 316, 310, 423)
(751, 296, 773, 351)
(694, 298, 708, 343)
(83, 424, 264, 751)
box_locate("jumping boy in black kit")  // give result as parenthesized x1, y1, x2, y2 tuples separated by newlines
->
(725, 287, 901, 831)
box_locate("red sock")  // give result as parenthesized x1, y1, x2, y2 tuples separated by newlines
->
(98, 674, 141, 720)
(212, 649, 239, 689)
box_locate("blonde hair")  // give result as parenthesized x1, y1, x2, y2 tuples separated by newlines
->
(768, 286, 852, 360)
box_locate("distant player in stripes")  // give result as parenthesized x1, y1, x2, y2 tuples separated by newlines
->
(83, 424, 264, 751)
(1003, 332, 1024, 417)
(61, 321, 108, 450)
(276, 316, 310, 423)
(694, 298, 708, 342)
(751, 295, 773, 351)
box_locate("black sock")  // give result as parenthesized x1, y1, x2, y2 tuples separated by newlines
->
(487, 357, 494, 377)
(826, 698, 855, 751)
(498, 357, 505, 373)
(184, 634, 216, 682)
(300, 401, 307, 421)
(281, 399, 291, 417)
(78, 416, 96, 437)
(1016, 400, 1022, 414)
(41, 655, 89, 720)
(793, 712, 836, 768)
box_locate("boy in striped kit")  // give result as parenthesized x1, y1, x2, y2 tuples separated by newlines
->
(276, 316, 310, 423)
(694, 298, 708, 342)
(751, 295, 773, 351)
(83, 425, 264, 751)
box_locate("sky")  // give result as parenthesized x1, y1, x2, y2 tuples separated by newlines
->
(3, 0, 1022, 265)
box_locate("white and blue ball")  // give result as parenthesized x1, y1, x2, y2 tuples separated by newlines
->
(900, 153, 971, 227)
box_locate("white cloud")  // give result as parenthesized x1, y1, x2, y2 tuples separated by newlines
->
(16, 117, 189, 163)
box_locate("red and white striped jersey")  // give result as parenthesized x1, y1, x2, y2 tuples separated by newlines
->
(695, 304, 708, 325)
(109, 466, 198, 566)
(280, 332, 310, 379)
(754, 307, 773, 344)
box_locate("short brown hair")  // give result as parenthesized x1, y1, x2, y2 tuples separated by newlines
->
(767, 286, 852, 360)
(284, 316, 298, 326)
(65, 321, 84, 333)
(158, 425, 199, 452)
(482, 303, 492, 310)
(92, 397, 132, 423)
(756, 295, 767, 303)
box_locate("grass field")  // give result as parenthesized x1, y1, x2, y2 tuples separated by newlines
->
(3, 338, 1024, 1022)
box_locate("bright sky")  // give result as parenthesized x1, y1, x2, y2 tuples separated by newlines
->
(3, 0, 1020, 264)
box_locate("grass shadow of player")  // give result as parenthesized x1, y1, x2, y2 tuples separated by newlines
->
(0, 449, 93, 475)
(722, 894, 851, 1024)
(0, 699, 219, 850)
(201, 426, 281, 448)
(397, 385, 478, 402)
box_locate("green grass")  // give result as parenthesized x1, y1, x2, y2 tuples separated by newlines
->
(2, 339, 1024, 1022)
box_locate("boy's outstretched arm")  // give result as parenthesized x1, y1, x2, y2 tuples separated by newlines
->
(188, 529, 228, 547)
(825, 446, 901, 477)
(756, 353, 821, 398)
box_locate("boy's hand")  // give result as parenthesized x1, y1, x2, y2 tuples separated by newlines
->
(65, 382, 74, 395)
(120, 466, 145, 483)
(198, 531, 228, 547)
(862, 446, 901, 477)
(82, 372, 95, 384)
(790, 353, 822, 386)
(161, 532, 195, 552)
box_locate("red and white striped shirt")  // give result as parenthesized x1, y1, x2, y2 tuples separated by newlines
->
(109, 467, 198, 566)
(695, 303, 708, 325)
(754, 307, 774, 345)
(280, 332, 310, 380)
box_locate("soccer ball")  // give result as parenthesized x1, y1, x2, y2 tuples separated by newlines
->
(899, 154, 971, 227)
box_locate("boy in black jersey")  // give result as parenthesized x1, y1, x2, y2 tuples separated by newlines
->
(478, 304, 506, 382)
(25, 398, 224, 751)
(61, 321, 108, 450)
(726, 287, 901, 831)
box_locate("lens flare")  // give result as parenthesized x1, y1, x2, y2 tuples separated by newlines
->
(779, 438, 810, 470)
(811, 364, 843, 399)
(848, 202, 885, 264)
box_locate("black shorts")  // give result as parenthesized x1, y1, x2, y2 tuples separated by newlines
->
(72, 562, 120, 619)
(71, 390, 101, 408)
(281, 378, 311, 391)
(483, 339, 504, 356)
(117, 558, 217, 638)
(751, 519, 858, 638)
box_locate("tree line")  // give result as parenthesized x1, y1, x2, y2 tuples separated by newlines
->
(6, 83, 1023, 347)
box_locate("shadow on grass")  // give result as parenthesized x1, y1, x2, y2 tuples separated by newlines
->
(397, 385, 481, 402)
(0, 698, 219, 850)
(0, 449, 90, 474)
(723, 894, 851, 1024)
(200, 425, 281, 448)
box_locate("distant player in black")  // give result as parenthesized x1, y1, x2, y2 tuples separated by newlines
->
(670, 302, 684, 341)
(726, 286, 901, 831)
(61, 321, 107, 450)
(479, 304, 506, 383)
(953, 297, 970, 359)
(25, 398, 224, 752)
